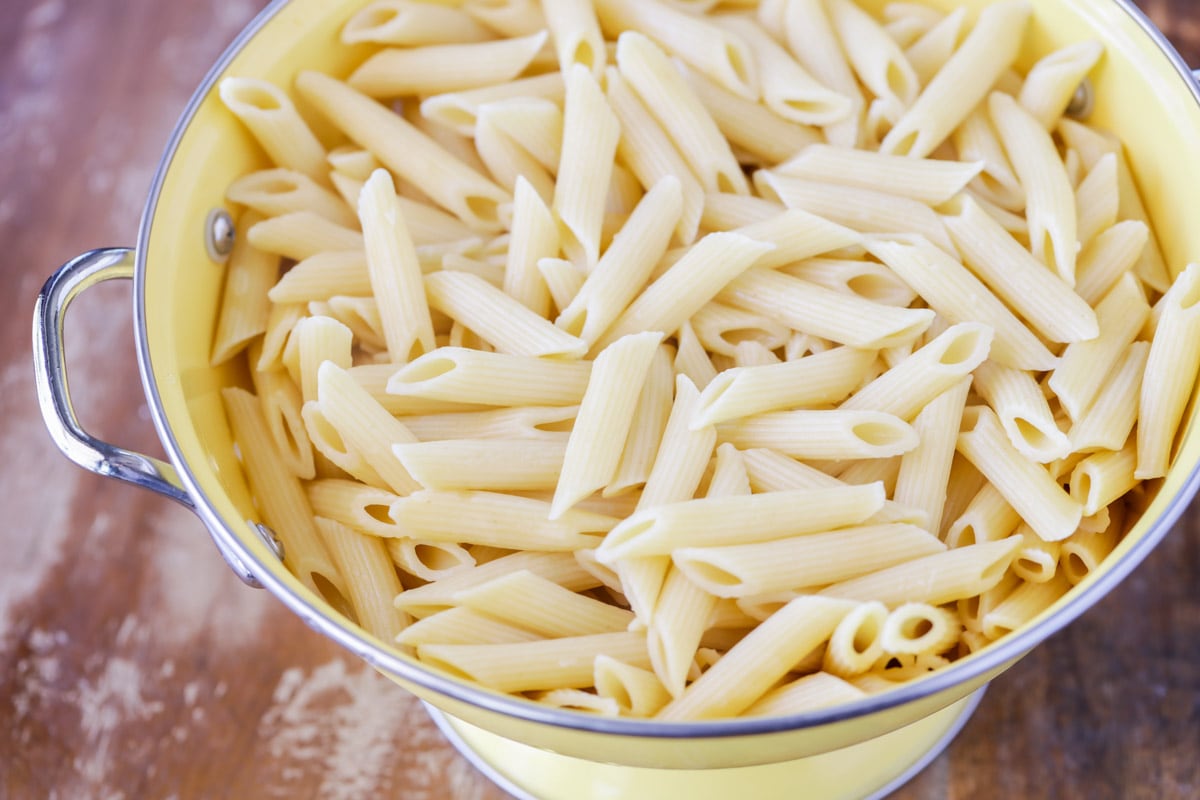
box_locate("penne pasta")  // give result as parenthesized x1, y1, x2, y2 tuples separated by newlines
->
(1137, 263, 1200, 478)
(598, 483, 886, 560)
(348, 32, 548, 97)
(880, 0, 1031, 158)
(673, 523, 946, 598)
(594, 233, 775, 350)
(597, 0, 758, 100)
(957, 406, 1083, 542)
(555, 64, 621, 267)
(866, 235, 1058, 372)
(424, 270, 588, 358)
(821, 535, 1023, 607)
(941, 195, 1098, 344)
(615, 31, 748, 194)
(719, 409, 918, 461)
(219, 77, 328, 183)
(387, 346, 591, 406)
(989, 91, 1078, 286)
(296, 70, 510, 232)
(694, 346, 876, 428)
(720, 267, 934, 350)
(552, 331, 665, 518)
(777, 145, 982, 206)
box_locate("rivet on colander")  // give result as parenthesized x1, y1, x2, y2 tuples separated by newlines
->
(205, 208, 236, 263)
(1065, 79, 1094, 120)
(252, 522, 285, 561)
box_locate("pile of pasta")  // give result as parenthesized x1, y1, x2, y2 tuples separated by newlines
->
(210, 0, 1200, 721)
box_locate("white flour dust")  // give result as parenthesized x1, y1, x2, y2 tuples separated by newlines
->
(255, 659, 449, 800)
(143, 502, 273, 650)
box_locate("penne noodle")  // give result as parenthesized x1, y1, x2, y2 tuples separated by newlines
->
(673, 523, 946, 598)
(720, 267, 934, 350)
(296, 70, 510, 232)
(391, 489, 617, 551)
(981, 573, 1071, 640)
(552, 331, 665, 518)
(394, 439, 568, 492)
(221, 388, 344, 599)
(756, 172, 956, 256)
(388, 346, 590, 406)
(941, 195, 1098, 344)
(605, 69, 705, 245)
(842, 322, 991, 421)
(690, 302, 791, 359)
(822, 601, 888, 678)
(989, 91, 1078, 285)
(879, 602, 961, 656)
(1073, 220, 1149, 307)
(316, 362, 423, 495)
(866, 235, 1058, 372)
(694, 346, 877, 428)
(395, 550, 600, 618)
(719, 410, 918, 461)
(682, 64, 821, 165)
(594, 655, 672, 717)
(219, 77, 328, 183)
(315, 517, 409, 641)
(543, 0, 607, 75)
(598, 482, 887, 561)
(395, 607, 541, 648)
(1058, 118, 1170, 293)
(1048, 273, 1150, 421)
(821, 535, 1023, 607)
(781, 258, 917, 308)
(557, 176, 683, 344)
(359, 169, 437, 363)
(973, 360, 1071, 463)
(1137, 263, 1200, 478)
(957, 406, 1083, 543)
(880, 0, 1031, 158)
(893, 378, 972, 535)
(615, 31, 748, 194)
(418, 631, 650, 693)
(349, 31, 548, 97)
(609, 344, 675, 496)
(829, 0, 918, 111)
(1018, 40, 1104, 129)
(211, 211, 280, 365)
(341, 1, 494, 46)
(247, 211, 363, 262)
(1069, 341, 1149, 453)
(555, 64, 621, 267)
(720, 16, 851, 127)
(594, 233, 775, 350)
(776, 145, 982, 206)
(227, 168, 357, 228)
(424, 270, 588, 358)
(657, 596, 857, 720)
(597, 0, 758, 100)
(454, 570, 634, 637)
(421, 72, 565, 136)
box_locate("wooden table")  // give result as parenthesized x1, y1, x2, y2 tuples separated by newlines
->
(2, 1, 1198, 797)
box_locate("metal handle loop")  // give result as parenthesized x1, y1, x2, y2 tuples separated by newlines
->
(32, 248, 193, 509)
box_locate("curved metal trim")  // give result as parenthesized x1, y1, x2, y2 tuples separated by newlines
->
(130, 0, 1200, 742)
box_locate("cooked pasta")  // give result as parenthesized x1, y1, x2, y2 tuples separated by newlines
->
(210, 0, 1199, 722)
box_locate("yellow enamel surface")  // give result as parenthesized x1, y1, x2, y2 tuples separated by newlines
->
(428, 689, 982, 799)
(141, 0, 1200, 777)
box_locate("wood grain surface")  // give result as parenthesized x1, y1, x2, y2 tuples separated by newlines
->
(2, 1, 1198, 798)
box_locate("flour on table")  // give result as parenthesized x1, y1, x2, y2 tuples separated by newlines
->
(255, 658, 470, 800)
(144, 501, 273, 650)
